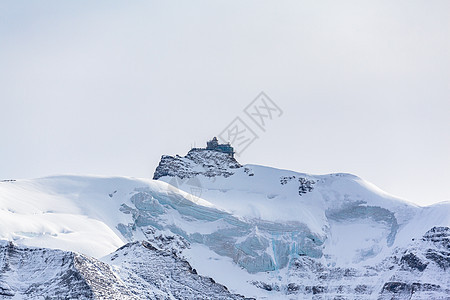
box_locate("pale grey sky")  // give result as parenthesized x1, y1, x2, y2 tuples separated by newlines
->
(1, 1, 449, 206)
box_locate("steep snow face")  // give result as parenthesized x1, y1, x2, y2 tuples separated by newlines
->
(0, 176, 141, 257)
(0, 175, 210, 258)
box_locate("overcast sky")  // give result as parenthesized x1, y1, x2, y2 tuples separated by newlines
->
(1, 1, 449, 206)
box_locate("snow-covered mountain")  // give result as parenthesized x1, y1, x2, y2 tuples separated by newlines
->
(0, 240, 245, 299)
(0, 148, 449, 299)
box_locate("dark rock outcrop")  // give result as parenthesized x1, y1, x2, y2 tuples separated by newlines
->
(153, 149, 242, 180)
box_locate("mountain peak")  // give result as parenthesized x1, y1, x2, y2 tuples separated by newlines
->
(153, 144, 242, 180)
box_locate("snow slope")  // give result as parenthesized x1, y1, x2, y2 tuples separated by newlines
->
(0, 175, 210, 258)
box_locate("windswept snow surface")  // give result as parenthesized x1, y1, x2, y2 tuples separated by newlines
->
(0, 175, 212, 258)
(0, 151, 449, 298)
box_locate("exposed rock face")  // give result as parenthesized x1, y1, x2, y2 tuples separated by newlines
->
(280, 175, 316, 196)
(250, 227, 450, 299)
(153, 149, 242, 180)
(106, 241, 247, 300)
(0, 241, 247, 300)
(421, 226, 450, 271)
(0, 241, 131, 299)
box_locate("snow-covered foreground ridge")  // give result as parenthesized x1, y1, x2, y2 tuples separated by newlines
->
(1, 149, 449, 299)
(0, 240, 245, 299)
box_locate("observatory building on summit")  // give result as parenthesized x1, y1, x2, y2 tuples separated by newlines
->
(192, 137, 235, 158)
